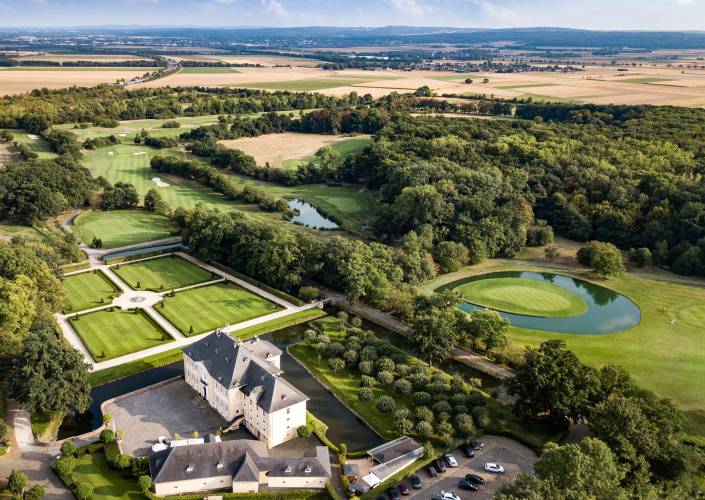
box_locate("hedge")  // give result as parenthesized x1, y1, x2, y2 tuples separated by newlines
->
(209, 261, 305, 306)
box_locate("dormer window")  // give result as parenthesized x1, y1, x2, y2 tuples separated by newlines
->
(284, 465, 292, 473)
(216, 462, 223, 469)
(281, 394, 287, 400)
(304, 465, 312, 474)
(185, 464, 194, 473)
(266, 352, 272, 358)
(225, 357, 230, 362)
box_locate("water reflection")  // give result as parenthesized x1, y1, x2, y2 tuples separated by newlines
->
(287, 199, 338, 230)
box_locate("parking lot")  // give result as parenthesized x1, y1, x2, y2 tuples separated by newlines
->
(406, 435, 537, 499)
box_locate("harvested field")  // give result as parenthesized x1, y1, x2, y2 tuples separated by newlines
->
(219, 132, 370, 168)
(0, 68, 155, 95)
(10, 53, 150, 63)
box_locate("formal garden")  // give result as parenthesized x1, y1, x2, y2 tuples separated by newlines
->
(112, 255, 214, 292)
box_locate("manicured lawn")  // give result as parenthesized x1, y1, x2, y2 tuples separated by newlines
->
(112, 255, 213, 291)
(159, 282, 280, 335)
(70, 309, 172, 361)
(422, 260, 705, 437)
(455, 277, 588, 317)
(54, 115, 221, 141)
(281, 136, 372, 170)
(72, 450, 143, 500)
(237, 78, 371, 91)
(0, 129, 56, 159)
(73, 209, 177, 249)
(62, 270, 121, 312)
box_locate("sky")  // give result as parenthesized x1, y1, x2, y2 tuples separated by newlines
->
(1, 0, 705, 30)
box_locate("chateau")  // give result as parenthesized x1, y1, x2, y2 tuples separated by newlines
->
(182, 332, 308, 448)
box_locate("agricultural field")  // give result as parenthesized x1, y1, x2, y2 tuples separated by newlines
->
(0, 67, 154, 96)
(113, 255, 213, 291)
(158, 281, 280, 335)
(235, 77, 375, 91)
(72, 209, 178, 249)
(179, 66, 241, 73)
(62, 271, 121, 312)
(70, 309, 172, 360)
(219, 132, 371, 169)
(421, 260, 705, 436)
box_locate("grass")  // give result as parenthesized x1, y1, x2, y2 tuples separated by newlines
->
(112, 255, 213, 291)
(179, 66, 241, 73)
(159, 281, 280, 335)
(421, 260, 705, 437)
(73, 209, 177, 249)
(0, 220, 42, 241)
(62, 270, 121, 312)
(280, 136, 372, 170)
(55, 115, 222, 141)
(88, 346, 184, 386)
(30, 412, 63, 441)
(236, 78, 371, 91)
(455, 277, 588, 317)
(0, 129, 56, 159)
(517, 93, 581, 104)
(231, 308, 326, 340)
(71, 450, 143, 500)
(70, 309, 173, 361)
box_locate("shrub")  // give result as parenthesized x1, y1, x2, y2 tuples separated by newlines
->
(375, 396, 395, 413)
(328, 357, 345, 373)
(396, 418, 414, 436)
(376, 342, 393, 357)
(428, 381, 450, 394)
(393, 378, 412, 394)
(137, 475, 153, 494)
(376, 356, 395, 373)
(396, 363, 411, 377)
(409, 372, 430, 389)
(376, 370, 394, 385)
(358, 387, 374, 401)
(451, 392, 469, 406)
(99, 429, 115, 443)
(25, 484, 45, 500)
(456, 413, 475, 435)
(60, 440, 77, 457)
(360, 375, 375, 387)
(471, 406, 490, 428)
(54, 456, 76, 478)
(343, 349, 359, 366)
(413, 391, 432, 406)
(304, 329, 319, 342)
(416, 420, 433, 437)
(393, 408, 411, 421)
(359, 345, 378, 362)
(629, 247, 653, 268)
(358, 360, 374, 375)
(438, 432, 454, 447)
(8, 470, 27, 495)
(75, 482, 94, 500)
(298, 286, 320, 302)
(433, 400, 453, 415)
(297, 425, 312, 438)
(327, 342, 345, 356)
(415, 406, 433, 422)
(0, 421, 6, 442)
(115, 454, 132, 470)
(468, 391, 486, 408)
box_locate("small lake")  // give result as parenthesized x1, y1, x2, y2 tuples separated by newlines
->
(58, 324, 382, 451)
(287, 199, 339, 230)
(438, 271, 641, 335)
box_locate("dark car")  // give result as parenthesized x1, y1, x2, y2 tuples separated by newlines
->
(458, 480, 479, 491)
(461, 444, 476, 458)
(434, 459, 447, 473)
(427, 465, 438, 478)
(398, 482, 410, 496)
(376, 496, 386, 500)
(386, 488, 401, 500)
(465, 473, 485, 485)
(470, 440, 486, 450)
(409, 474, 422, 489)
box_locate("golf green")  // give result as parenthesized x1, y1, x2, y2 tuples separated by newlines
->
(62, 271, 120, 312)
(159, 282, 280, 336)
(113, 255, 213, 291)
(73, 209, 177, 249)
(455, 277, 588, 317)
(70, 309, 172, 361)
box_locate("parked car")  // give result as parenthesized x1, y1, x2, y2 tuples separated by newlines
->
(434, 459, 447, 472)
(441, 492, 461, 500)
(445, 453, 459, 467)
(426, 465, 438, 477)
(461, 444, 475, 458)
(398, 482, 410, 496)
(409, 474, 422, 489)
(484, 462, 505, 473)
(470, 440, 486, 450)
(465, 473, 486, 485)
(458, 480, 479, 491)
(386, 487, 401, 500)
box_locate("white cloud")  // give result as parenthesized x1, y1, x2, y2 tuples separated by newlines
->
(387, 0, 427, 17)
(260, 0, 287, 16)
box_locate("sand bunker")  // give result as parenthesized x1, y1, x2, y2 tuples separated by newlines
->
(27, 134, 39, 140)
(133, 151, 146, 156)
(152, 177, 170, 187)
(108, 151, 114, 155)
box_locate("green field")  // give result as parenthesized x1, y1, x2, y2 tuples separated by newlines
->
(73, 209, 177, 249)
(422, 260, 705, 436)
(281, 136, 372, 170)
(70, 309, 172, 361)
(0, 129, 56, 159)
(71, 450, 142, 500)
(159, 282, 280, 335)
(455, 277, 588, 317)
(62, 271, 121, 312)
(237, 78, 371, 91)
(113, 255, 213, 291)
(55, 115, 222, 141)
(0, 220, 42, 241)
(179, 66, 241, 73)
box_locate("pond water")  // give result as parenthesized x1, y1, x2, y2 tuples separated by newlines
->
(439, 271, 641, 335)
(58, 323, 383, 451)
(287, 199, 339, 230)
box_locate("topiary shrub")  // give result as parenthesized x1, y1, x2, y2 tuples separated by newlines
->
(358, 360, 374, 375)
(396, 418, 414, 436)
(396, 363, 411, 377)
(471, 406, 490, 428)
(413, 391, 432, 406)
(328, 357, 345, 373)
(343, 349, 358, 366)
(456, 413, 475, 435)
(54, 456, 76, 479)
(359, 345, 378, 363)
(375, 396, 395, 413)
(393, 378, 412, 394)
(433, 400, 453, 415)
(327, 342, 345, 356)
(415, 406, 433, 422)
(376, 370, 394, 385)
(358, 387, 374, 401)
(376, 357, 395, 373)
(415, 420, 433, 437)
(137, 475, 153, 494)
(99, 429, 115, 443)
(60, 440, 77, 457)
(297, 425, 312, 438)
(75, 482, 93, 500)
(409, 372, 430, 389)
(360, 375, 375, 387)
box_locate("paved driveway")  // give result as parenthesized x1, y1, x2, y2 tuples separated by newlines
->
(406, 435, 537, 500)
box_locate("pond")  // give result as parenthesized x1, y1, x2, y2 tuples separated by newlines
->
(438, 271, 641, 335)
(287, 199, 339, 230)
(58, 324, 383, 451)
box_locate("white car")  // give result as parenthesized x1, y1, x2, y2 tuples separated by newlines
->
(441, 492, 461, 500)
(445, 453, 459, 467)
(484, 462, 505, 473)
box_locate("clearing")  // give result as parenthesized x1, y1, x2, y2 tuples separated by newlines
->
(72, 209, 177, 249)
(70, 309, 172, 361)
(62, 271, 121, 312)
(219, 132, 370, 169)
(158, 281, 280, 335)
(112, 255, 213, 291)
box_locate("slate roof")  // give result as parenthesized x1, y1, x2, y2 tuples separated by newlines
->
(368, 436, 423, 464)
(149, 440, 331, 485)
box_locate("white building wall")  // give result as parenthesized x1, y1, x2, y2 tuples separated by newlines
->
(267, 401, 306, 448)
(267, 476, 327, 489)
(153, 475, 232, 496)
